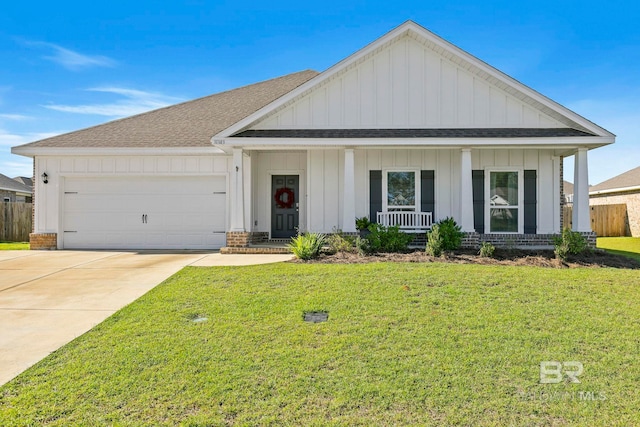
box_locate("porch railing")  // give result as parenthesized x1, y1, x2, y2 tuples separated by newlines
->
(376, 211, 433, 232)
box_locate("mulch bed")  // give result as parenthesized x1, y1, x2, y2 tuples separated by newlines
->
(289, 248, 640, 269)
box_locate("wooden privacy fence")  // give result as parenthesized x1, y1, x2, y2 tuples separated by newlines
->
(563, 204, 628, 237)
(1, 202, 32, 242)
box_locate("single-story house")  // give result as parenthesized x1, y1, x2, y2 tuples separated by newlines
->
(12, 21, 613, 251)
(0, 173, 33, 203)
(589, 166, 640, 237)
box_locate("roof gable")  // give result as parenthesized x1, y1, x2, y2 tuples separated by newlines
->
(219, 21, 613, 139)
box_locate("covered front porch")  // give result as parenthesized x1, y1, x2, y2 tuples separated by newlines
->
(222, 145, 594, 252)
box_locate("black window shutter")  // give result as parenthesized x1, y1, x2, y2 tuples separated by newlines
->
(369, 170, 382, 223)
(524, 170, 537, 234)
(472, 170, 484, 234)
(420, 170, 435, 215)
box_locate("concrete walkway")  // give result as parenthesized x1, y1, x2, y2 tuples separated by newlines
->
(0, 250, 292, 386)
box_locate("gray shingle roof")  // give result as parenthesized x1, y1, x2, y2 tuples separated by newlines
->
(563, 181, 574, 196)
(16, 70, 318, 149)
(232, 128, 596, 138)
(0, 173, 33, 194)
(590, 166, 640, 192)
(13, 176, 33, 187)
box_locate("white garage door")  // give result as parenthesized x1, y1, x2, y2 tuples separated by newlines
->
(63, 176, 227, 249)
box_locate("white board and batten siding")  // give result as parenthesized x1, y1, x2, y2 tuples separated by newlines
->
(250, 35, 566, 131)
(306, 148, 559, 234)
(34, 155, 231, 250)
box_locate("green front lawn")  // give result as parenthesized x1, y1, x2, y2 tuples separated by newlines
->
(597, 237, 640, 262)
(0, 242, 29, 250)
(1, 263, 639, 425)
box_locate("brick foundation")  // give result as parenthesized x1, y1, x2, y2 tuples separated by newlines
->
(460, 231, 597, 250)
(460, 232, 480, 249)
(225, 231, 251, 247)
(249, 232, 269, 244)
(224, 231, 274, 249)
(578, 231, 597, 248)
(475, 233, 557, 249)
(30, 233, 57, 250)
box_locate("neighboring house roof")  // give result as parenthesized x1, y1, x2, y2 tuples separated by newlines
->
(590, 166, 640, 194)
(0, 173, 33, 194)
(13, 70, 318, 150)
(234, 128, 595, 138)
(13, 176, 33, 187)
(563, 181, 574, 196)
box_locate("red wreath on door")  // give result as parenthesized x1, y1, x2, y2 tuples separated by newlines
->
(274, 187, 295, 209)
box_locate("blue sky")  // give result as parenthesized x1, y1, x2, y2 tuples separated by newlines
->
(1, 0, 638, 184)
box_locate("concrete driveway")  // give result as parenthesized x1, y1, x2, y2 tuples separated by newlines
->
(0, 250, 292, 386)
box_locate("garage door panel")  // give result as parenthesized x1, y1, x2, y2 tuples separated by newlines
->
(63, 176, 227, 249)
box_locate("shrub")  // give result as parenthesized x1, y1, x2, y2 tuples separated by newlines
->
(355, 217, 371, 231)
(326, 232, 355, 254)
(289, 232, 326, 260)
(553, 229, 588, 260)
(426, 217, 463, 256)
(425, 224, 443, 257)
(366, 223, 413, 253)
(436, 217, 463, 251)
(478, 241, 495, 258)
(355, 236, 371, 256)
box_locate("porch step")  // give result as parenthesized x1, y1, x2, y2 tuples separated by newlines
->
(220, 246, 291, 254)
(265, 238, 290, 244)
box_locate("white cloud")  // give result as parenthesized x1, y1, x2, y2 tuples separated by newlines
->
(44, 87, 183, 117)
(0, 160, 33, 177)
(0, 113, 31, 121)
(23, 40, 116, 71)
(0, 130, 61, 146)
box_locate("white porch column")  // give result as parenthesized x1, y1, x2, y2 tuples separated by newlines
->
(552, 156, 561, 233)
(460, 148, 475, 232)
(342, 148, 357, 232)
(572, 148, 591, 232)
(243, 152, 252, 231)
(230, 148, 245, 232)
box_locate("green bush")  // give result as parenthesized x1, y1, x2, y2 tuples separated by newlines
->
(479, 241, 495, 258)
(553, 229, 588, 260)
(355, 217, 371, 231)
(355, 236, 371, 256)
(289, 232, 326, 260)
(366, 224, 413, 253)
(436, 217, 463, 250)
(426, 217, 463, 256)
(425, 224, 443, 257)
(326, 232, 355, 254)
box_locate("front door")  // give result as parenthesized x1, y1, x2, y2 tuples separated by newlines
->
(271, 175, 299, 238)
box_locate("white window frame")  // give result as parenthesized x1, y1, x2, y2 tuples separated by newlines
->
(484, 168, 523, 234)
(382, 169, 420, 212)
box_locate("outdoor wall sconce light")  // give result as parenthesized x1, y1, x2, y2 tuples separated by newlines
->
(41, 172, 48, 184)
